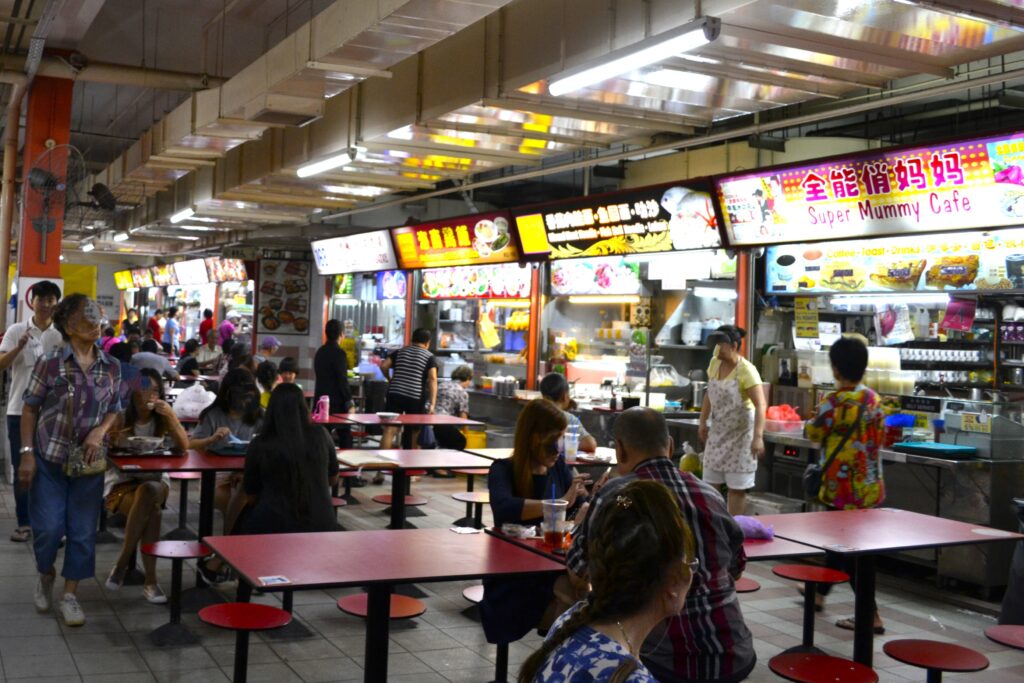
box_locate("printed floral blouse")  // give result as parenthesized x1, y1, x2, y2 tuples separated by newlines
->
(804, 385, 886, 510)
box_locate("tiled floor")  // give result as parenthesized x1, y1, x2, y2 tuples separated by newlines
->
(0, 471, 1022, 682)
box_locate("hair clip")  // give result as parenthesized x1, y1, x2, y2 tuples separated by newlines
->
(616, 495, 632, 509)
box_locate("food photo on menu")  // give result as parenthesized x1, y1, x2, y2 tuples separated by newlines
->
(258, 259, 312, 334)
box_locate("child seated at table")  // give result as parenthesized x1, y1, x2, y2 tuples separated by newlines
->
(236, 383, 339, 534)
(483, 400, 589, 644)
(518, 480, 696, 682)
(104, 368, 190, 603)
(255, 360, 279, 409)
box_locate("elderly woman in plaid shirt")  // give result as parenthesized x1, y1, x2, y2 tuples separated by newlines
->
(17, 294, 123, 627)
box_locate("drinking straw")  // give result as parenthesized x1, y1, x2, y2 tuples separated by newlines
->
(551, 482, 556, 501)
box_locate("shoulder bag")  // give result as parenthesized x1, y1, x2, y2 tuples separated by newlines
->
(61, 361, 109, 478)
(803, 402, 865, 500)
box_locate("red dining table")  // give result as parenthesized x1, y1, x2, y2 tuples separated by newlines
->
(336, 449, 492, 529)
(758, 508, 1023, 666)
(742, 537, 823, 561)
(342, 412, 484, 427)
(204, 528, 565, 683)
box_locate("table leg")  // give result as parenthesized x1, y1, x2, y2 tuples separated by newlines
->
(852, 554, 876, 667)
(195, 471, 216, 588)
(388, 470, 408, 530)
(364, 585, 391, 683)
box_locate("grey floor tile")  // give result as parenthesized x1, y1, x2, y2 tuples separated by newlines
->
(2, 651, 79, 679)
(286, 656, 364, 683)
(413, 646, 494, 672)
(268, 637, 344, 662)
(141, 645, 217, 673)
(387, 673, 448, 683)
(0, 617, 63, 638)
(349, 652, 434, 677)
(442, 667, 501, 683)
(205, 642, 279, 668)
(220, 662, 302, 683)
(64, 631, 138, 652)
(390, 628, 463, 653)
(7, 677, 82, 683)
(152, 668, 228, 683)
(73, 650, 149, 676)
(82, 672, 157, 683)
(0, 634, 70, 657)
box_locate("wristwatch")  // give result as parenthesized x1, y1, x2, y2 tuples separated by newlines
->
(19, 446, 32, 454)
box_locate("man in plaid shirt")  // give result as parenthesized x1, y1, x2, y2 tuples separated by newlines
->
(568, 408, 755, 682)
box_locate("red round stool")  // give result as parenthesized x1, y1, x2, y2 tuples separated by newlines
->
(199, 603, 292, 683)
(462, 585, 484, 604)
(985, 624, 1024, 651)
(337, 593, 426, 620)
(452, 491, 490, 529)
(141, 541, 212, 647)
(883, 639, 989, 682)
(164, 472, 201, 540)
(452, 468, 489, 526)
(770, 652, 877, 683)
(772, 564, 849, 653)
(735, 576, 761, 593)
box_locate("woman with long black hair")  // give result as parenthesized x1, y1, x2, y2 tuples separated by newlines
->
(238, 382, 339, 533)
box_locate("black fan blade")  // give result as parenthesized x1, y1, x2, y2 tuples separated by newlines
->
(89, 183, 117, 211)
(28, 167, 58, 192)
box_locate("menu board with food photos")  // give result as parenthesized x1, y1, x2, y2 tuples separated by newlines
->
(150, 264, 178, 287)
(765, 227, 1024, 295)
(113, 270, 135, 290)
(421, 263, 532, 300)
(173, 258, 209, 286)
(131, 268, 155, 289)
(257, 259, 311, 335)
(205, 258, 248, 283)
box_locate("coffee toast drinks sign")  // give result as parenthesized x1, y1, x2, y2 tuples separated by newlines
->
(716, 131, 1024, 246)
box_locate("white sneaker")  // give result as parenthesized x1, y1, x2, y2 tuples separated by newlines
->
(60, 594, 85, 627)
(143, 584, 167, 605)
(34, 574, 55, 613)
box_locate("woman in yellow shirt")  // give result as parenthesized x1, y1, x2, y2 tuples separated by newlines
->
(698, 325, 766, 515)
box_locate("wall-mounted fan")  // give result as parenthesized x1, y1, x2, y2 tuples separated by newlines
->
(22, 144, 92, 263)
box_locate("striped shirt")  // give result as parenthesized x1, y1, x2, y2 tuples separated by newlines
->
(23, 344, 123, 465)
(387, 345, 435, 400)
(567, 457, 753, 682)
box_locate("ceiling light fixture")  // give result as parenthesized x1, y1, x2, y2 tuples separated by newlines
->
(80, 240, 95, 252)
(170, 207, 195, 223)
(112, 231, 130, 242)
(297, 146, 368, 178)
(548, 16, 720, 97)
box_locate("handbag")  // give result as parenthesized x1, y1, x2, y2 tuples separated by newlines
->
(60, 363, 109, 478)
(803, 402, 864, 500)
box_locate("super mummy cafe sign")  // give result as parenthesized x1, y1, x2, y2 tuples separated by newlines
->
(715, 131, 1024, 247)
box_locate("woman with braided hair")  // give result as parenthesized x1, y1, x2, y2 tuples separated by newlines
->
(518, 480, 697, 683)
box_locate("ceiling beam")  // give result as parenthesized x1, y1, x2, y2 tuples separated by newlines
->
(483, 95, 701, 134)
(363, 139, 542, 167)
(421, 120, 612, 149)
(698, 45, 888, 89)
(659, 58, 844, 99)
(721, 23, 954, 79)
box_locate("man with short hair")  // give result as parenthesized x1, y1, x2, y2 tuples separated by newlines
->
(146, 309, 163, 341)
(196, 331, 222, 373)
(539, 372, 597, 453)
(379, 328, 437, 449)
(198, 308, 215, 345)
(0, 280, 62, 542)
(175, 339, 201, 378)
(131, 340, 179, 380)
(162, 306, 181, 355)
(568, 407, 755, 683)
(314, 320, 354, 448)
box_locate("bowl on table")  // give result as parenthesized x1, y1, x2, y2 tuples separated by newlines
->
(125, 436, 165, 452)
(376, 412, 401, 422)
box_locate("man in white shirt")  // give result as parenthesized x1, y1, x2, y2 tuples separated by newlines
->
(0, 280, 62, 542)
(195, 332, 222, 373)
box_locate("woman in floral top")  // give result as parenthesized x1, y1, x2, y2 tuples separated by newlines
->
(804, 335, 886, 634)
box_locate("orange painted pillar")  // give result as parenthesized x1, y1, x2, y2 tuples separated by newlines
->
(735, 251, 754, 358)
(526, 267, 541, 390)
(18, 77, 73, 277)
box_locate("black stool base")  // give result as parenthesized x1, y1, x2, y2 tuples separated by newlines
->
(262, 620, 313, 640)
(149, 622, 199, 647)
(452, 516, 476, 527)
(781, 644, 826, 656)
(162, 527, 198, 541)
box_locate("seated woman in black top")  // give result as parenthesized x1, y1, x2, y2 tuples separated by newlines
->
(484, 399, 588, 645)
(238, 383, 340, 534)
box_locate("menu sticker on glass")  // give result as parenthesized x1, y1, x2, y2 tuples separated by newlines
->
(257, 260, 311, 335)
(393, 212, 518, 269)
(766, 227, 1024, 294)
(717, 130, 1024, 246)
(312, 230, 397, 275)
(420, 263, 531, 300)
(515, 182, 720, 260)
(113, 270, 135, 290)
(550, 257, 642, 296)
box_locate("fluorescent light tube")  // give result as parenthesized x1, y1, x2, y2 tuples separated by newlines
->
(112, 232, 129, 242)
(297, 146, 367, 178)
(80, 242, 95, 252)
(548, 16, 720, 97)
(170, 207, 195, 223)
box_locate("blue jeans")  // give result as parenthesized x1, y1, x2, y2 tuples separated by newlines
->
(7, 415, 29, 527)
(29, 455, 104, 580)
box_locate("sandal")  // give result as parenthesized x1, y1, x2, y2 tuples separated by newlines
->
(835, 617, 885, 635)
(10, 526, 31, 542)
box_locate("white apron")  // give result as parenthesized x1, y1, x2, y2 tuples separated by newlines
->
(703, 370, 756, 474)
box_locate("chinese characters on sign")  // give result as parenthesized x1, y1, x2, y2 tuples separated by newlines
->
(392, 213, 517, 269)
(514, 182, 720, 260)
(311, 230, 398, 275)
(717, 131, 1024, 246)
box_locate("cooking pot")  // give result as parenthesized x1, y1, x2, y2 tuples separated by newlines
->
(691, 381, 708, 409)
